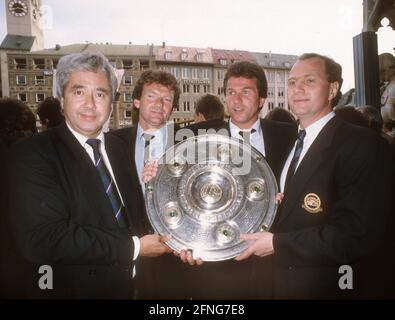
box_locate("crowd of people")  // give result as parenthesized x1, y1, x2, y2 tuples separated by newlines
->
(0, 50, 394, 300)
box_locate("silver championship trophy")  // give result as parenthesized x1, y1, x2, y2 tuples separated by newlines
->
(145, 134, 278, 261)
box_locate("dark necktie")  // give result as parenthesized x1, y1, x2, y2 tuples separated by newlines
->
(143, 133, 155, 164)
(238, 129, 256, 145)
(284, 129, 306, 193)
(86, 139, 129, 228)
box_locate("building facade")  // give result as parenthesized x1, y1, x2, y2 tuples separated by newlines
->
(0, 0, 298, 129)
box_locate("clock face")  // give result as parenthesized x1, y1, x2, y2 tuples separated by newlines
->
(8, 0, 28, 17)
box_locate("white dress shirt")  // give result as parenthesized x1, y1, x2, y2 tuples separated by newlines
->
(279, 112, 335, 192)
(66, 122, 140, 274)
(229, 118, 266, 156)
(135, 123, 168, 188)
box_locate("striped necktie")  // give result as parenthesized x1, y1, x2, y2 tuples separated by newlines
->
(284, 129, 306, 193)
(238, 129, 256, 145)
(143, 133, 155, 164)
(86, 139, 129, 228)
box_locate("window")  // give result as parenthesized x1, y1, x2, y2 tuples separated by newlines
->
(16, 75, 27, 85)
(196, 52, 204, 62)
(123, 75, 132, 85)
(36, 93, 45, 102)
(15, 58, 27, 69)
(219, 59, 227, 66)
(217, 87, 224, 95)
(278, 88, 284, 97)
(267, 71, 275, 82)
(268, 87, 274, 97)
(52, 59, 58, 69)
(124, 110, 132, 119)
(181, 50, 187, 61)
(217, 70, 225, 81)
(203, 85, 210, 93)
(202, 69, 209, 80)
(278, 102, 284, 108)
(124, 93, 132, 102)
(192, 68, 199, 79)
(182, 68, 189, 79)
(123, 60, 133, 69)
(268, 102, 274, 110)
(193, 85, 200, 94)
(183, 101, 191, 112)
(170, 67, 179, 79)
(140, 60, 149, 71)
(18, 93, 27, 102)
(183, 84, 190, 93)
(35, 75, 45, 85)
(33, 58, 45, 70)
(165, 51, 172, 60)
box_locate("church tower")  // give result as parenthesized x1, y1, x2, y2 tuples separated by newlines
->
(2, 0, 44, 51)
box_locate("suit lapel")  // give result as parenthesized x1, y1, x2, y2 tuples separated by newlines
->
(105, 133, 137, 229)
(53, 123, 119, 228)
(260, 119, 276, 168)
(277, 117, 340, 225)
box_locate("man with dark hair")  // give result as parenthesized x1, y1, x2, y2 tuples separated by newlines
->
(237, 53, 392, 299)
(184, 61, 296, 179)
(172, 61, 296, 299)
(195, 94, 225, 122)
(3, 52, 171, 299)
(265, 107, 298, 129)
(0, 98, 37, 298)
(185, 94, 227, 134)
(112, 69, 188, 298)
(0, 98, 37, 144)
(37, 97, 64, 130)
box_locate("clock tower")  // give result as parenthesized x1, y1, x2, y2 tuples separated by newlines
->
(3, 0, 44, 51)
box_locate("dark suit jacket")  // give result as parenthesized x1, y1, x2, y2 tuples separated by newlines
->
(112, 123, 190, 299)
(179, 118, 297, 299)
(3, 123, 143, 299)
(182, 118, 297, 181)
(267, 116, 392, 299)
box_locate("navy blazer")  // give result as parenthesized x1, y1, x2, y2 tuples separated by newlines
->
(5, 122, 142, 298)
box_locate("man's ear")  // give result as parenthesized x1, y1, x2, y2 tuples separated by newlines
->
(133, 99, 141, 109)
(259, 97, 266, 110)
(329, 82, 339, 100)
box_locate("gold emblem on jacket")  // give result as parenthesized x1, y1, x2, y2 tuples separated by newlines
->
(302, 193, 323, 214)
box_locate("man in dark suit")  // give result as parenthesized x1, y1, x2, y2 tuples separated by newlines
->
(112, 70, 192, 299)
(174, 61, 296, 299)
(236, 53, 392, 299)
(3, 52, 170, 299)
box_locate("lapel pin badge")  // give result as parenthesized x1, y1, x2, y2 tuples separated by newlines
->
(302, 193, 323, 214)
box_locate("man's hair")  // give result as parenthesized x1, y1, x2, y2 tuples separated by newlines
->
(224, 61, 268, 99)
(298, 53, 343, 107)
(132, 70, 180, 109)
(356, 105, 383, 133)
(56, 52, 118, 100)
(0, 98, 37, 137)
(37, 97, 64, 128)
(265, 107, 297, 126)
(195, 94, 225, 121)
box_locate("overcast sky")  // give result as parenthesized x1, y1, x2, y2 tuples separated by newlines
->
(1, 0, 393, 91)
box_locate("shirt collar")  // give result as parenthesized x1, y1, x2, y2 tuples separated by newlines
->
(229, 118, 261, 137)
(137, 122, 168, 143)
(301, 111, 335, 139)
(65, 121, 104, 147)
